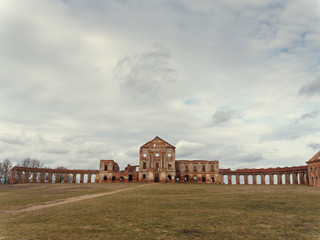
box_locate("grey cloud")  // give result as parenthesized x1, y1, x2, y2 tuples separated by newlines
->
(299, 76, 320, 95)
(114, 47, 176, 101)
(295, 110, 320, 123)
(210, 109, 238, 126)
(307, 143, 320, 151)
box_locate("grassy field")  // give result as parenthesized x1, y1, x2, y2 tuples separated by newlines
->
(1, 183, 320, 239)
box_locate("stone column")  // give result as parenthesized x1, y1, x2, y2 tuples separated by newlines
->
(25, 171, 30, 183)
(252, 175, 257, 185)
(228, 175, 232, 185)
(244, 175, 248, 185)
(293, 173, 298, 184)
(88, 174, 92, 183)
(269, 174, 274, 185)
(10, 169, 16, 184)
(277, 174, 282, 185)
(17, 170, 22, 183)
(80, 173, 84, 183)
(305, 171, 309, 185)
(72, 173, 76, 183)
(32, 172, 37, 183)
(285, 174, 290, 184)
(261, 174, 265, 185)
(64, 173, 68, 183)
(40, 171, 45, 183)
(56, 172, 61, 183)
(48, 172, 53, 183)
(299, 172, 305, 185)
(236, 175, 240, 184)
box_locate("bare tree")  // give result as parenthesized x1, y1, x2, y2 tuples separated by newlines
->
(0, 159, 13, 184)
(56, 166, 72, 183)
(19, 158, 45, 182)
(19, 158, 43, 168)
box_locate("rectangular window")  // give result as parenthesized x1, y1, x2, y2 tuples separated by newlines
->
(104, 165, 108, 171)
(168, 162, 171, 170)
(202, 165, 205, 171)
(143, 174, 146, 179)
(155, 162, 159, 171)
(155, 153, 160, 157)
(194, 165, 197, 171)
(211, 165, 214, 172)
(143, 162, 146, 169)
(185, 165, 188, 171)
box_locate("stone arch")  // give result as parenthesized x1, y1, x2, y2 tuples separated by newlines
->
(290, 174, 293, 184)
(83, 174, 88, 183)
(248, 175, 253, 184)
(184, 175, 189, 182)
(112, 175, 116, 182)
(256, 175, 261, 184)
(193, 176, 197, 182)
(168, 175, 172, 181)
(232, 175, 236, 184)
(265, 175, 270, 184)
(273, 174, 277, 185)
(104, 175, 107, 181)
(211, 176, 214, 183)
(223, 175, 228, 184)
(240, 175, 244, 184)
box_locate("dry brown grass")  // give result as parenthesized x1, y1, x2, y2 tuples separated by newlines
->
(1, 183, 320, 239)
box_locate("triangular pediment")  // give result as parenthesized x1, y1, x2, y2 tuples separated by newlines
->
(307, 151, 320, 163)
(140, 136, 175, 149)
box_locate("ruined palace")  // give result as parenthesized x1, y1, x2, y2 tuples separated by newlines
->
(9, 136, 320, 187)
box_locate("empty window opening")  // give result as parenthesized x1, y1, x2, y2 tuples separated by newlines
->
(168, 175, 172, 181)
(104, 165, 108, 171)
(120, 176, 124, 181)
(168, 162, 171, 170)
(155, 153, 160, 157)
(112, 176, 116, 181)
(211, 177, 215, 183)
(143, 153, 147, 157)
(202, 177, 206, 182)
(143, 162, 146, 169)
(184, 175, 189, 181)
(193, 176, 197, 182)
(103, 175, 107, 181)
(168, 153, 172, 157)
(153, 144, 156, 147)
(202, 165, 205, 171)
(154, 173, 159, 182)
(176, 176, 180, 182)
(155, 162, 159, 171)
(185, 165, 189, 171)
(129, 174, 133, 182)
(193, 165, 197, 172)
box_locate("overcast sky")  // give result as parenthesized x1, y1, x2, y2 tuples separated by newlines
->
(1, 0, 320, 170)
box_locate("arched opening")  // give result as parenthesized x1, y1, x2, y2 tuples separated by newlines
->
(297, 173, 300, 184)
(211, 176, 215, 183)
(256, 175, 261, 184)
(202, 176, 206, 183)
(265, 175, 270, 184)
(193, 176, 197, 182)
(175, 176, 180, 182)
(37, 172, 41, 183)
(112, 176, 116, 181)
(76, 174, 81, 183)
(91, 174, 96, 183)
(83, 174, 88, 183)
(240, 175, 244, 184)
(129, 174, 133, 182)
(248, 175, 253, 184)
(273, 174, 277, 185)
(168, 175, 172, 181)
(184, 175, 189, 182)
(103, 175, 107, 181)
(232, 175, 236, 184)
(224, 175, 228, 184)
(290, 174, 293, 184)
(282, 174, 286, 184)
(120, 176, 124, 181)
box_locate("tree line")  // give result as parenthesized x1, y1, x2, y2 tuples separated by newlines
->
(0, 158, 69, 184)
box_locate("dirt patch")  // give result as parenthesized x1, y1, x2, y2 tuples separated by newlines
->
(6, 184, 153, 213)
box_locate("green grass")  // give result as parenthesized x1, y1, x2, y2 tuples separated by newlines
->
(1, 183, 320, 239)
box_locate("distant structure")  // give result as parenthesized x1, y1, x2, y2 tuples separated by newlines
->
(9, 136, 320, 186)
(95, 136, 219, 183)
